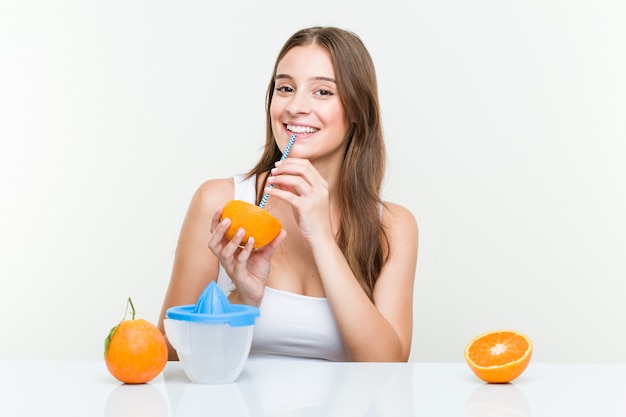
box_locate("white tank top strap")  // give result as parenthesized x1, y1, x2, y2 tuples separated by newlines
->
(233, 173, 257, 202)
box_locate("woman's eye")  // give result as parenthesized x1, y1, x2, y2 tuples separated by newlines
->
(315, 88, 334, 97)
(276, 85, 294, 94)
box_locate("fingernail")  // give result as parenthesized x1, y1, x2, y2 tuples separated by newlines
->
(236, 228, 244, 237)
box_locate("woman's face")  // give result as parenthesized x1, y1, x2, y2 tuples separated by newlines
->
(270, 44, 350, 164)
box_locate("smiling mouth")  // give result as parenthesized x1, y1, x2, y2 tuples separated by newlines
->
(286, 124, 319, 134)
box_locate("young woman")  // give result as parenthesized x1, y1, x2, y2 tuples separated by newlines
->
(158, 27, 418, 362)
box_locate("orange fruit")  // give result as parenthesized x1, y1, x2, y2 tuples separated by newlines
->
(221, 199, 282, 249)
(464, 329, 533, 383)
(104, 298, 168, 384)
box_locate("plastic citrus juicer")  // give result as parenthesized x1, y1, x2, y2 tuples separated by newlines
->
(164, 281, 259, 384)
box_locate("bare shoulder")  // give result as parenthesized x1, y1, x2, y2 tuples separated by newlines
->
(191, 177, 236, 213)
(380, 201, 419, 262)
(381, 201, 418, 235)
(176, 176, 236, 252)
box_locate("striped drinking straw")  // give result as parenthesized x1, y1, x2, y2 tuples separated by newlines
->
(259, 133, 296, 209)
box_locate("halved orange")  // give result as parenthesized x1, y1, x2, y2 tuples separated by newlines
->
(464, 329, 533, 383)
(221, 200, 282, 249)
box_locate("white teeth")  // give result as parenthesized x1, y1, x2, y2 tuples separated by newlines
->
(287, 124, 319, 134)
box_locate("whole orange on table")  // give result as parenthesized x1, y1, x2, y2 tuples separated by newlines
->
(464, 329, 533, 383)
(221, 199, 282, 249)
(104, 298, 168, 384)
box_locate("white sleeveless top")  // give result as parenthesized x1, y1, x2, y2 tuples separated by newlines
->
(216, 174, 350, 361)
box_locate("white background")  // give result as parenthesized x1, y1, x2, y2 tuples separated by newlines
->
(1, 0, 625, 362)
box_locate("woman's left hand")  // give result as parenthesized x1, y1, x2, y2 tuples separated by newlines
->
(265, 158, 335, 244)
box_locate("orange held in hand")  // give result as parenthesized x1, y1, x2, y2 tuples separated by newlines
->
(221, 199, 282, 249)
(464, 329, 533, 383)
(104, 298, 168, 384)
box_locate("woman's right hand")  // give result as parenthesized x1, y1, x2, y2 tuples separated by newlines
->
(207, 206, 286, 306)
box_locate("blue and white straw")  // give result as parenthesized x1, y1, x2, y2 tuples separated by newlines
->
(259, 133, 296, 209)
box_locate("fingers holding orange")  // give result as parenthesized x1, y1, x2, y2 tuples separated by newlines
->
(220, 200, 282, 249)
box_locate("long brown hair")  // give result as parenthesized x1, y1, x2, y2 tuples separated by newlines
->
(248, 27, 388, 300)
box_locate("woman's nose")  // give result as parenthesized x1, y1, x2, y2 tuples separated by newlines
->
(285, 92, 311, 116)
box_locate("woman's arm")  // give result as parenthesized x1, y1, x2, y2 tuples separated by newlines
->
(158, 177, 287, 360)
(312, 202, 418, 361)
(157, 178, 232, 360)
(265, 158, 418, 361)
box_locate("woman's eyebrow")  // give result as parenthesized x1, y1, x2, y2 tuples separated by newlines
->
(275, 74, 336, 83)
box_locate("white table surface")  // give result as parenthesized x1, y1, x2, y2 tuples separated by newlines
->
(1, 358, 625, 416)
